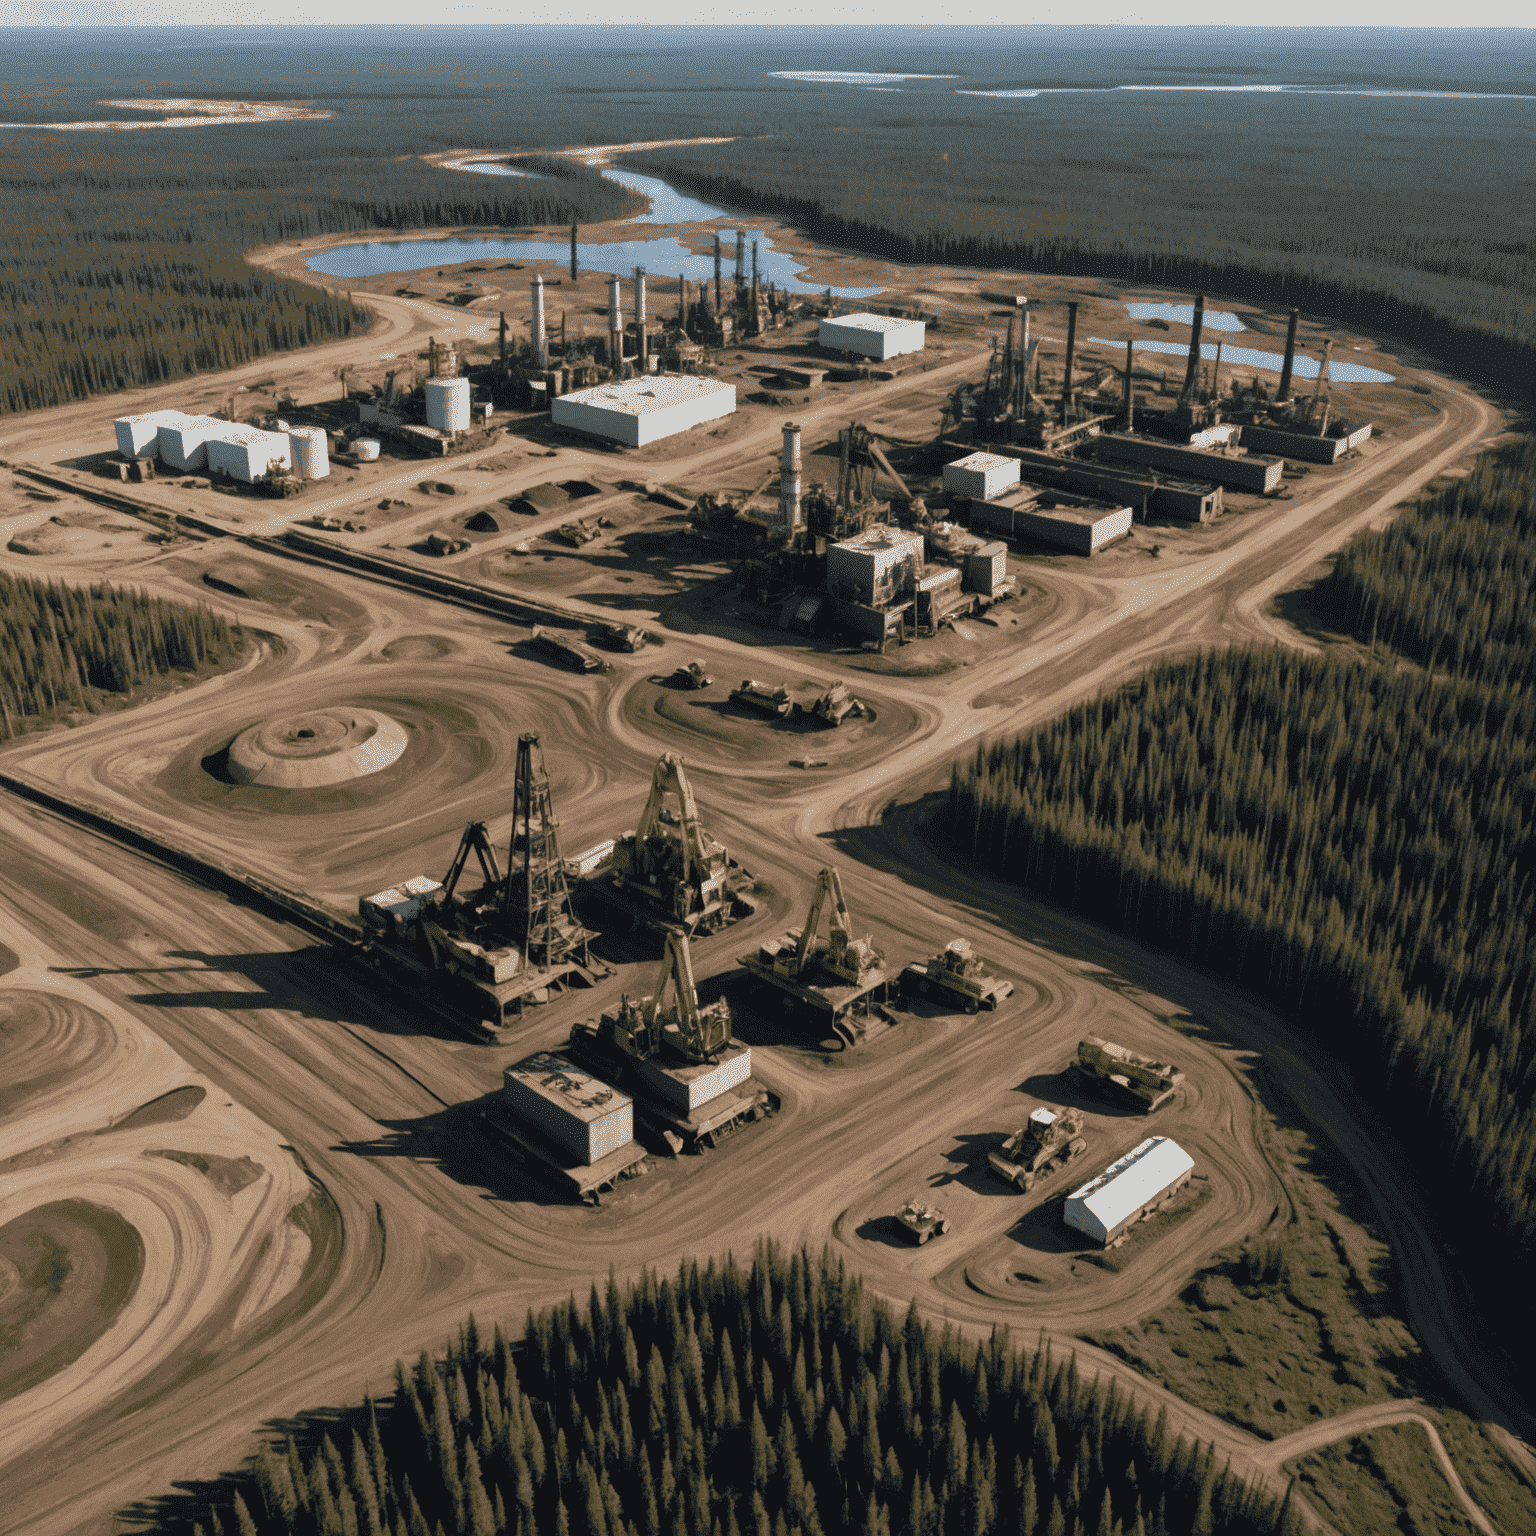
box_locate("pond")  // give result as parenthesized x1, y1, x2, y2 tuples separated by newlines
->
(1126, 302, 1246, 331)
(1092, 336, 1395, 384)
(458, 161, 542, 178)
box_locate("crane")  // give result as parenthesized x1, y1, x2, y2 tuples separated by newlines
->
(1298, 339, 1334, 432)
(786, 867, 884, 988)
(600, 928, 733, 1065)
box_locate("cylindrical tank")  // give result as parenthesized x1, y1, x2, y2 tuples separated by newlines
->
(354, 438, 381, 462)
(425, 377, 471, 434)
(288, 426, 330, 479)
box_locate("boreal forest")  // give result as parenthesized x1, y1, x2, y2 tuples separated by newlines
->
(159, 1246, 1304, 1536)
(948, 438, 1536, 1360)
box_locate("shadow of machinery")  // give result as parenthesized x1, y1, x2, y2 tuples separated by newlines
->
(1016, 1069, 1149, 1121)
(1007, 1198, 1089, 1257)
(855, 1215, 928, 1250)
(722, 972, 855, 1054)
(927, 1133, 1024, 1196)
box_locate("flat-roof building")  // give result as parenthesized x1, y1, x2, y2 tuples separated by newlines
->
(819, 313, 927, 362)
(972, 487, 1133, 556)
(1064, 1136, 1195, 1246)
(551, 376, 736, 447)
(207, 426, 291, 483)
(502, 1051, 633, 1166)
(943, 451, 1021, 501)
(826, 525, 925, 606)
(157, 414, 227, 472)
(115, 409, 192, 460)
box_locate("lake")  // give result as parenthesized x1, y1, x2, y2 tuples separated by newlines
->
(1092, 336, 1395, 384)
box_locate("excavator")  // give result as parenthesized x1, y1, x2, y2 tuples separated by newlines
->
(606, 753, 758, 936)
(585, 927, 733, 1068)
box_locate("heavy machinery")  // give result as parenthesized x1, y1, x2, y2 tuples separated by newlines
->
(668, 660, 713, 690)
(555, 517, 601, 547)
(894, 1198, 951, 1244)
(357, 734, 604, 1031)
(731, 679, 795, 718)
(987, 1106, 1088, 1192)
(740, 866, 891, 1034)
(603, 753, 758, 936)
(1071, 1037, 1182, 1113)
(809, 681, 865, 727)
(597, 621, 647, 652)
(901, 938, 1013, 1013)
(531, 626, 607, 674)
(567, 929, 767, 1153)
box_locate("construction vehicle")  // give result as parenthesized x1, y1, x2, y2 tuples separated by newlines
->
(739, 867, 892, 1036)
(810, 681, 866, 727)
(987, 1106, 1088, 1192)
(567, 929, 769, 1153)
(356, 734, 605, 1031)
(554, 517, 601, 547)
(1070, 1037, 1182, 1113)
(901, 938, 1013, 1013)
(602, 753, 758, 937)
(531, 626, 607, 674)
(731, 679, 796, 718)
(894, 1198, 951, 1244)
(597, 621, 647, 652)
(668, 660, 713, 690)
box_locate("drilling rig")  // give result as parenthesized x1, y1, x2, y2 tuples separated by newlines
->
(356, 733, 603, 1031)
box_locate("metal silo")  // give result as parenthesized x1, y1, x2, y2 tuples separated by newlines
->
(288, 427, 330, 479)
(425, 377, 471, 434)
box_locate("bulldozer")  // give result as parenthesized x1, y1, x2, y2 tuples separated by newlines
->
(669, 659, 713, 690)
(730, 679, 796, 718)
(598, 621, 647, 652)
(894, 1198, 951, 1245)
(987, 1106, 1088, 1192)
(607, 753, 757, 936)
(810, 681, 865, 727)
(901, 938, 1013, 1013)
(582, 928, 733, 1069)
(744, 866, 885, 996)
(1071, 1037, 1182, 1113)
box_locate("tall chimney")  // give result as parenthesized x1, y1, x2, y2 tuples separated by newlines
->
(531, 275, 547, 370)
(1060, 301, 1078, 426)
(1180, 294, 1206, 403)
(498, 311, 508, 371)
(1123, 338, 1135, 431)
(1276, 307, 1300, 402)
(713, 234, 722, 315)
(569, 223, 578, 282)
(607, 276, 623, 374)
(634, 267, 647, 370)
(1020, 302, 1031, 414)
(1211, 338, 1224, 407)
(780, 421, 802, 538)
(678, 274, 686, 327)
(735, 230, 746, 291)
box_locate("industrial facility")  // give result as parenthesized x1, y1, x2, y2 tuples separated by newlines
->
(551, 375, 737, 447)
(819, 312, 927, 361)
(1063, 1136, 1195, 1246)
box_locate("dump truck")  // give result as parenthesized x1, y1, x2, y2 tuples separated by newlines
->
(531, 626, 607, 674)
(810, 681, 865, 727)
(895, 1198, 951, 1244)
(1071, 1037, 1182, 1113)
(901, 938, 1013, 1013)
(731, 679, 796, 718)
(603, 753, 758, 936)
(597, 622, 647, 652)
(987, 1106, 1088, 1191)
(669, 660, 713, 690)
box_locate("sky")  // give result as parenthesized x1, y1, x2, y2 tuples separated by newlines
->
(3, 4, 1533, 25)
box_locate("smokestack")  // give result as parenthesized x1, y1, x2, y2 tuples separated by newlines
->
(735, 230, 746, 291)
(1276, 307, 1300, 402)
(607, 275, 623, 374)
(780, 421, 802, 538)
(1180, 294, 1206, 403)
(713, 233, 722, 315)
(634, 267, 647, 370)
(1123, 339, 1135, 431)
(678, 274, 686, 327)
(1060, 301, 1078, 426)
(1020, 302, 1030, 414)
(531, 276, 547, 370)
(498, 311, 508, 371)
(569, 223, 578, 282)
(1211, 338, 1224, 407)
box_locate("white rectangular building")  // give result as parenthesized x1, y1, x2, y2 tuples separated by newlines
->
(551, 376, 736, 448)
(943, 451, 1020, 501)
(1064, 1136, 1195, 1246)
(502, 1051, 633, 1165)
(826, 525, 925, 606)
(115, 409, 192, 460)
(157, 414, 227, 471)
(972, 489, 1132, 557)
(207, 426, 291, 483)
(819, 313, 927, 361)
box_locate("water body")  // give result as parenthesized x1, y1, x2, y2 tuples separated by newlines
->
(600, 168, 734, 225)
(957, 85, 1536, 102)
(1092, 337, 1394, 384)
(770, 71, 960, 85)
(1127, 302, 1245, 332)
(459, 162, 542, 178)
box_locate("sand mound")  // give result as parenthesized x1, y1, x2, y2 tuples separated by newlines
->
(227, 707, 409, 788)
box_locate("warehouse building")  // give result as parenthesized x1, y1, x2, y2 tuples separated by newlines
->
(208, 426, 291, 483)
(157, 415, 228, 472)
(1064, 1136, 1195, 1246)
(552, 376, 736, 448)
(115, 409, 192, 460)
(1238, 422, 1372, 464)
(502, 1052, 633, 1166)
(943, 451, 1021, 501)
(826, 525, 925, 606)
(972, 488, 1133, 556)
(1091, 434, 1284, 495)
(819, 313, 927, 362)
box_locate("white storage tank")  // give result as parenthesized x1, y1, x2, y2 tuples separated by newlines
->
(354, 438, 381, 462)
(819, 313, 927, 361)
(425, 377, 471, 434)
(157, 414, 226, 471)
(115, 409, 191, 460)
(944, 451, 1020, 501)
(287, 427, 330, 479)
(1064, 1136, 1195, 1245)
(502, 1052, 633, 1166)
(207, 426, 292, 483)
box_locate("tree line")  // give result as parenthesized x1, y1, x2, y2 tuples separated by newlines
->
(172, 1244, 1302, 1536)
(0, 571, 237, 735)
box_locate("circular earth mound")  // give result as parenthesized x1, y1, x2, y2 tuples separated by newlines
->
(227, 707, 409, 788)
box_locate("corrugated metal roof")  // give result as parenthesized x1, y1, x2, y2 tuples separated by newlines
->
(1066, 1136, 1193, 1231)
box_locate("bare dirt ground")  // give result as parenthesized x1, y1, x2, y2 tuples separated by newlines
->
(0, 178, 1525, 1536)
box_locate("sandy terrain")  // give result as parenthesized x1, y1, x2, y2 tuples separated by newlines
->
(0, 100, 334, 132)
(0, 180, 1525, 1536)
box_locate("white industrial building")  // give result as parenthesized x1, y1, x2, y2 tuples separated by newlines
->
(826, 525, 925, 606)
(502, 1052, 633, 1166)
(972, 488, 1133, 557)
(287, 426, 330, 479)
(115, 409, 192, 460)
(1064, 1136, 1195, 1245)
(944, 451, 1020, 501)
(207, 426, 291, 483)
(551, 376, 737, 448)
(819, 313, 927, 361)
(157, 414, 227, 471)
(425, 377, 471, 435)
